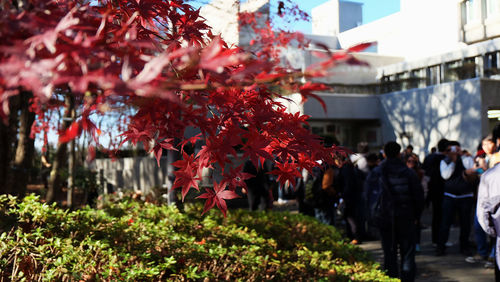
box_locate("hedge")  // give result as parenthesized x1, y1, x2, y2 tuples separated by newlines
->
(0, 194, 395, 281)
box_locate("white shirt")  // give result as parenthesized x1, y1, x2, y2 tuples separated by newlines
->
(440, 155, 474, 180)
(350, 153, 368, 174)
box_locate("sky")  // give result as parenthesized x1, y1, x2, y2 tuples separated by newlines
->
(289, 0, 400, 34)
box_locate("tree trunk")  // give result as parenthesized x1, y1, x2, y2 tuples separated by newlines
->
(166, 140, 183, 211)
(46, 95, 74, 204)
(8, 91, 35, 197)
(0, 122, 12, 194)
(67, 106, 76, 208)
(0, 95, 20, 195)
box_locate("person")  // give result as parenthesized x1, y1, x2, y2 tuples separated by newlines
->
(350, 142, 370, 175)
(368, 141, 424, 281)
(436, 140, 476, 256)
(422, 138, 449, 246)
(466, 135, 497, 267)
(349, 142, 371, 241)
(243, 159, 273, 211)
(402, 144, 419, 165)
(340, 156, 363, 244)
(477, 124, 500, 281)
(313, 162, 340, 226)
(406, 154, 425, 253)
(296, 168, 315, 217)
(363, 152, 382, 240)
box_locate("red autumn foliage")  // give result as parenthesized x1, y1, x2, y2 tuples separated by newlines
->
(0, 0, 369, 216)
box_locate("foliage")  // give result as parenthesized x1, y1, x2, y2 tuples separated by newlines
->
(0, 194, 395, 281)
(0, 0, 370, 214)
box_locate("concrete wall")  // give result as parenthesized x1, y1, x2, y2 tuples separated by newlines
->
(338, 0, 463, 60)
(239, 0, 270, 46)
(303, 93, 380, 120)
(480, 79, 500, 134)
(312, 0, 362, 36)
(91, 156, 169, 194)
(379, 78, 483, 159)
(312, 0, 340, 36)
(339, 1, 362, 32)
(91, 153, 248, 195)
(378, 37, 500, 77)
(459, 0, 500, 43)
(200, 0, 240, 46)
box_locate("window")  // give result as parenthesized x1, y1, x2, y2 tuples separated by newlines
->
(410, 69, 427, 89)
(462, 57, 478, 79)
(380, 75, 398, 93)
(484, 52, 499, 76)
(426, 65, 441, 86)
(443, 58, 478, 81)
(487, 0, 500, 18)
(312, 126, 324, 135)
(444, 60, 462, 82)
(366, 130, 377, 144)
(464, 0, 482, 24)
(396, 72, 410, 91)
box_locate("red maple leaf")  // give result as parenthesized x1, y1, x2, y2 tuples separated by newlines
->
(172, 152, 201, 200)
(347, 42, 376, 53)
(196, 181, 240, 217)
(0, 0, 349, 216)
(152, 138, 177, 167)
(268, 162, 301, 188)
(299, 82, 330, 113)
(58, 121, 80, 144)
(242, 130, 273, 168)
(221, 164, 253, 190)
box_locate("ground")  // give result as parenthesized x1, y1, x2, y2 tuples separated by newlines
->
(274, 199, 495, 281)
(359, 208, 494, 282)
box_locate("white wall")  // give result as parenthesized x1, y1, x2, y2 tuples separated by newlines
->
(200, 0, 240, 46)
(379, 78, 483, 158)
(312, 0, 340, 36)
(301, 50, 403, 84)
(338, 0, 465, 60)
(312, 0, 362, 36)
(92, 156, 167, 193)
(304, 93, 380, 120)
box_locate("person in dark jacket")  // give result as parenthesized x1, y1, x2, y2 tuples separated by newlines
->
(368, 141, 424, 282)
(243, 159, 273, 211)
(340, 157, 364, 244)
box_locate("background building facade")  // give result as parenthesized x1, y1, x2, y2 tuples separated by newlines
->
(202, 0, 500, 157)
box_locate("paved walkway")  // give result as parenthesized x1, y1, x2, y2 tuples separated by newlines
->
(359, 210, 495, 282)
(270, 199, 495, 281)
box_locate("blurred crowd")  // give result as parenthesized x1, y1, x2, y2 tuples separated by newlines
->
(242, 124, 500, 282)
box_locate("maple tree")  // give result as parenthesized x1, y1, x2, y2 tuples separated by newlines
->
(0, 0, 370, 215)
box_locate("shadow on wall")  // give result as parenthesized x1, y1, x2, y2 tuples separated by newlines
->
(379, 78, 482, 157)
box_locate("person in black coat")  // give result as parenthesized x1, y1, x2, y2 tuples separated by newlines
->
(368, 141, 424, 282)
(243, 159, 273, 211)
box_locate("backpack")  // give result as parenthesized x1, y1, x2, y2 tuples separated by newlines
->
(304, 165, 339, 207)
(304, 166, 323, 206)
(368, 166, 394, 228)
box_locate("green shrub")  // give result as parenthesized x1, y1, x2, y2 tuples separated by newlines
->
(0, 194, 395, 281)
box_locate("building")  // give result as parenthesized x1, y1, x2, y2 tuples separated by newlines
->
(202, 0, 500, 157)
